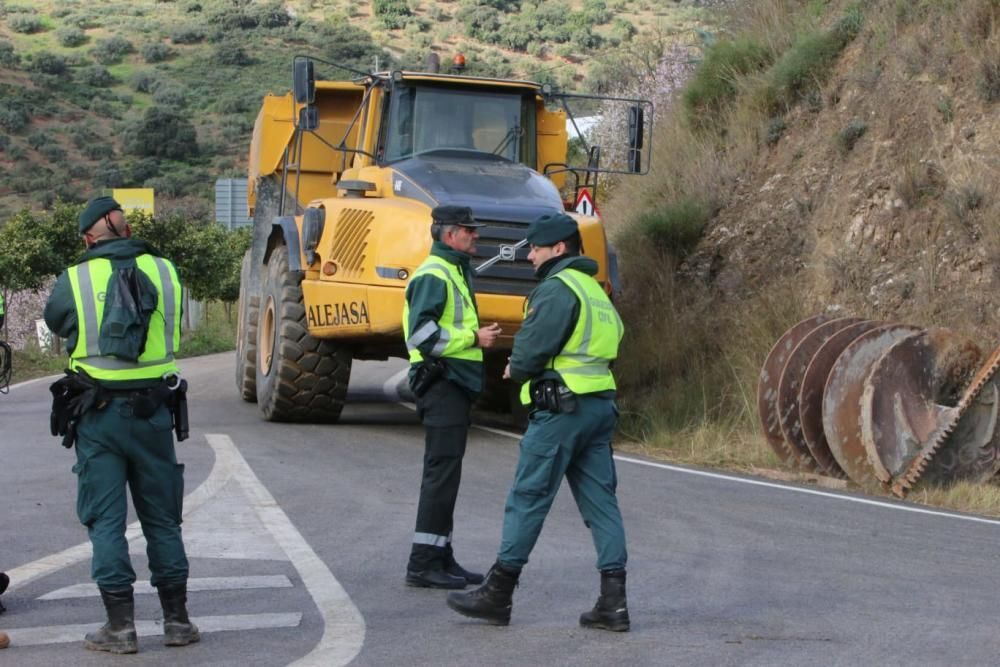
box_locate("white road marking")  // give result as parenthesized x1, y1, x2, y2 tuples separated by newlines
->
(139, 476, 288, 561)
(40, 575, 293, 600)
(206, 433, 366, 667)
(6, 431, 234, 594)
(7, 431, 365, 664)
(5, 613, 303, 647)
(380, 375, 1000, 528)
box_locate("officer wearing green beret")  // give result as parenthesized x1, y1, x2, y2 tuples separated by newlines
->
(43, 196, 198, 654)
(403, 204, 503, 589)
(447, 212, 630, 631)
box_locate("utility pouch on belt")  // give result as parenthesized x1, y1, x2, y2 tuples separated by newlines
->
(49, 369, 109, 448)
(530, 379, 577, 414)
(411, 358, 446, 398)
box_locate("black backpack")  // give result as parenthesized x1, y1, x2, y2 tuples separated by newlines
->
(99, 259, 158, 362)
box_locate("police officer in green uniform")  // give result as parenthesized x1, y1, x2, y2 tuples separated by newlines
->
(404, 205, 502, 589)
(43, 196, 198, 654)
(446, 212, 630, 631)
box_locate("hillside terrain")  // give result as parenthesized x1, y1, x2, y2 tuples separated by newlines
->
(0, 0, 714, 218)
(604, 0, 1000, 494)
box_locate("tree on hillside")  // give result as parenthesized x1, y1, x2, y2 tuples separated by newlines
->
(373, 0, 412, 30)
(122, 106, 199, 159)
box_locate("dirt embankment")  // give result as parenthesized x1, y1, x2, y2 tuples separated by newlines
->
(685, 8, 1000, 339)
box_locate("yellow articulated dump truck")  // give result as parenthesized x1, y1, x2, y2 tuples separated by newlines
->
(236, 55, 653, 422)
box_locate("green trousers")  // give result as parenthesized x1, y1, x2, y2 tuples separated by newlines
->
(498, 394, 627, 571)
(73, 397, 189, 589)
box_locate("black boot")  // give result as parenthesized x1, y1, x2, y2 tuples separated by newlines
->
(444, 552, 484, 585)
(579, 569, 630, 632)
(0, 572, 8, 614)
(157, 582, 200, 647)
(446, 561, 520, 626)
(84, 587, 138, 654)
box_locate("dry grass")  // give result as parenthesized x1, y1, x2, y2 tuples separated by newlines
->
(907, 480, 1000, 518)
(605, 0, 1000, 518)
(618, 421, 780, 472)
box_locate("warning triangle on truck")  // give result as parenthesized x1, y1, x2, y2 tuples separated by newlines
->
(574, 188, 599, 217)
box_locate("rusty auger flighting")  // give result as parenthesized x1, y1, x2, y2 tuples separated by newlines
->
(757, 315, 1000, 497)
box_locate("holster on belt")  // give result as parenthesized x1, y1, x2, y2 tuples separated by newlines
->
(129, 375, 189, 441)
(411, 358, 446, 398)
(529, 378, 576, 414)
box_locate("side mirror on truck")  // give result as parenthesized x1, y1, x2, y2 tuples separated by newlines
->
(627, 105, 644, 173)
(293, 58, 315, 105)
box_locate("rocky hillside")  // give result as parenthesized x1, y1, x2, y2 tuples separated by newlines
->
(605, 0, 1000, 437)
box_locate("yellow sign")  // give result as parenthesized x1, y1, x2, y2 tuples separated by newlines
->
(112, 188, 155, 215)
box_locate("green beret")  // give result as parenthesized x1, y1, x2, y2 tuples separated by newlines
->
(526, 212, 579, 246)
(431, 204, 485, 228)
(79, 196, 122, 233)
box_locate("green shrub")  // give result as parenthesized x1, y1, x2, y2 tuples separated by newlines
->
(130, 69, 163, 93)
(835, 118, 867, 153)
(764, 31, 843, 111)
(762, 6, 864, 112)
(256, 0, 291, 28)
(78, 64, 116, 87)
(0, 40, 19, 67)
(66, 12, 101, 30)
(93, 163, 126, 188)
(127, 157, 161, 183)
(170, 25, 205, 44)
(27, 131, 49, 149)
(28, 51, 67, 75)
(90, 35, 134, 65)
(374, 0, 411, 29)
(140, 41, 174, 63)
(635, 197, 712, 257)
(683, 38, 772, 126)
(0, 106, 30, 133)
(56, 26, 88, 47)
(123, 105, 199, 159)
(40, 144, 67, 161)
(8, 14, 44, 34)
(152, 85, 188, 108)
(213, 41, 255, 66)
(214, 94, 251, 114)
(765, 116, 786, 146)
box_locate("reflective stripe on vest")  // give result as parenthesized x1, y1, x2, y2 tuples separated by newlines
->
(403, 257, 482, 364)
(67, 255, 181, 381)
(520, 267, 623, 404)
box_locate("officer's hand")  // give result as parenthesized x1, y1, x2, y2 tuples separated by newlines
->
(477, 322, 502, 349)
(503, 361, 511, 379)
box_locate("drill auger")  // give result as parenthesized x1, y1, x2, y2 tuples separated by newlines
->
(758, 315, 1000, 497)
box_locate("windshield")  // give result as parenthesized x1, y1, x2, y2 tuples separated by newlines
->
(383, 83, 535, 166)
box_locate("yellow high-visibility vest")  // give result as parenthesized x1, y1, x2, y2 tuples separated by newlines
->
(67, 255, 181, 381)
(403, 257, 482, 364)
(520, 267, 623, 404)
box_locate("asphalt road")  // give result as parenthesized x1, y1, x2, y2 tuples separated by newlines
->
(1, 353, 999, 665)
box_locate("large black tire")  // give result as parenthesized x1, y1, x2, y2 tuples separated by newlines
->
(235, 250, 259, 402)
(255, 245, 352, 422)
